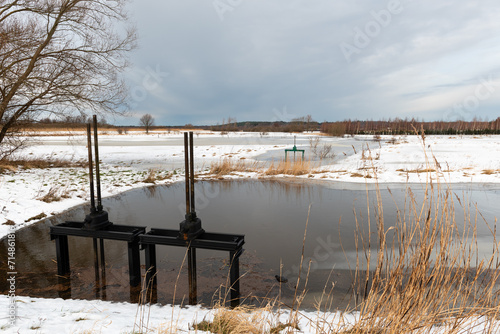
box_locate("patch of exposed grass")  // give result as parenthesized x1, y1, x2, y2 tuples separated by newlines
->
(350, 172, 366, 178)
(482, 169, 499, 175)
(396, 168, 437, 173)
(264, 159, 315, 176)
(210, 158, 258, 176)
(0, 156, 86, 172)
(25, 213, 47, 222)
(37, 185, 70, 203)
(192, 306, 270, 334)
(3, 219, 15, 226)
(143, 169, 158, 183)
(270, 322, 300, 333)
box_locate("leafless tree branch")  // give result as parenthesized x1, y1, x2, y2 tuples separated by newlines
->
(0, 0, 136, 154)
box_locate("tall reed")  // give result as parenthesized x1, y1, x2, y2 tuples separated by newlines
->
(340, 134, 500, 333)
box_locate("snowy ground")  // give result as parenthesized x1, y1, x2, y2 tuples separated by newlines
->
(0, 295, 360, 333)
(1, 131, 500, 332)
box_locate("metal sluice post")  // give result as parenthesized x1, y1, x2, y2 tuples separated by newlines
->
(50, 127, 245, 306)
(50, 115, 146, 298)
(87, 116, 107, 288)
(141, 131, 244, 307)
(182, 131, 204, 305)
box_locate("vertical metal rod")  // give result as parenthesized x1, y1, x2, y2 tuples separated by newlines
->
(184, 132, 190, 217)
(93, 115, 103, 211)
(55, 235, 70, 276)
(99, 239, 106, 281)
(128, 240, 142, 287)
(189, 131, 195, 214)
(86, 124, 96, 211)
(229, 251, 241, 308)
(145, 244, 157, 288)
(188, 247, 197, 305)
(99, 238, 106, 300)
(93, 238, 99, 283)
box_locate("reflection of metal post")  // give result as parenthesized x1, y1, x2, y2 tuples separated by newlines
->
(230, 250, 241, 308)
(93, 238, 99, 282)
(188, 246, 197, 305)
(92, 238, 106, 295)
(100, 238, 106, 285)
(145, 243, 157, 303)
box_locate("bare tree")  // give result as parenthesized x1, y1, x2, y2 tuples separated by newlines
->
(0, 0, 136, 156)
(140, 113, 154, 134)
(305, 114, 313, 132)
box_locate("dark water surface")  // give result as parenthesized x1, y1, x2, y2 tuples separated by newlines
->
(1, 180, 499, 309)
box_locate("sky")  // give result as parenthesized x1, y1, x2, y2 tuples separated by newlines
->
(114, 0, 500, 126)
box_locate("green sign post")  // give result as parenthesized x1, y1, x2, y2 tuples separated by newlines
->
(284, 135, 305, 161)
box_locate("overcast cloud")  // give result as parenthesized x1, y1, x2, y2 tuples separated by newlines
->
(116, 0, 500, 126)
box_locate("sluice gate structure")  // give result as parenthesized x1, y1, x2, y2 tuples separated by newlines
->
(49, 117, 245, 307)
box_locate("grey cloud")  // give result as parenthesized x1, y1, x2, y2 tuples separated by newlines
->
(116, 0, 500, 126)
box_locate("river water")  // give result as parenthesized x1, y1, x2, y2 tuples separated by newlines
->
(1, 180, 499, 310)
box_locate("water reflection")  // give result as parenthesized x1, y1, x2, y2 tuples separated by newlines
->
(1, 180, 499, 310)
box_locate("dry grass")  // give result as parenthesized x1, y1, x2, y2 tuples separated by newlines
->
(37, 185, 71, 203)
(264, 159, 315, 176)
(0, 156, 85, 172)
(210, 158, 259, 176)
(351, 172, 372, 178)
(339, 178, 500, 333)
(143, 169, 158, 183)
(209, 158, 316, 177)
(396, 168, 437, 174)
(2, 219, 15, 226)
(337, 130, 500, 333)
(193, 305, 273, 334)
(482, 169, 500, 175)
(24, 212, 47, 222)
(142, 168, 173, 184)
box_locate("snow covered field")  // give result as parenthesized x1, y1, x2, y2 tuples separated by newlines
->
(1, 131, 500, 333)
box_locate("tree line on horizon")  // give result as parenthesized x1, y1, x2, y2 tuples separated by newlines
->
(321, 117, 500, 136)
(27, 115, 500, 136)
(207, 116, 500, 136)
